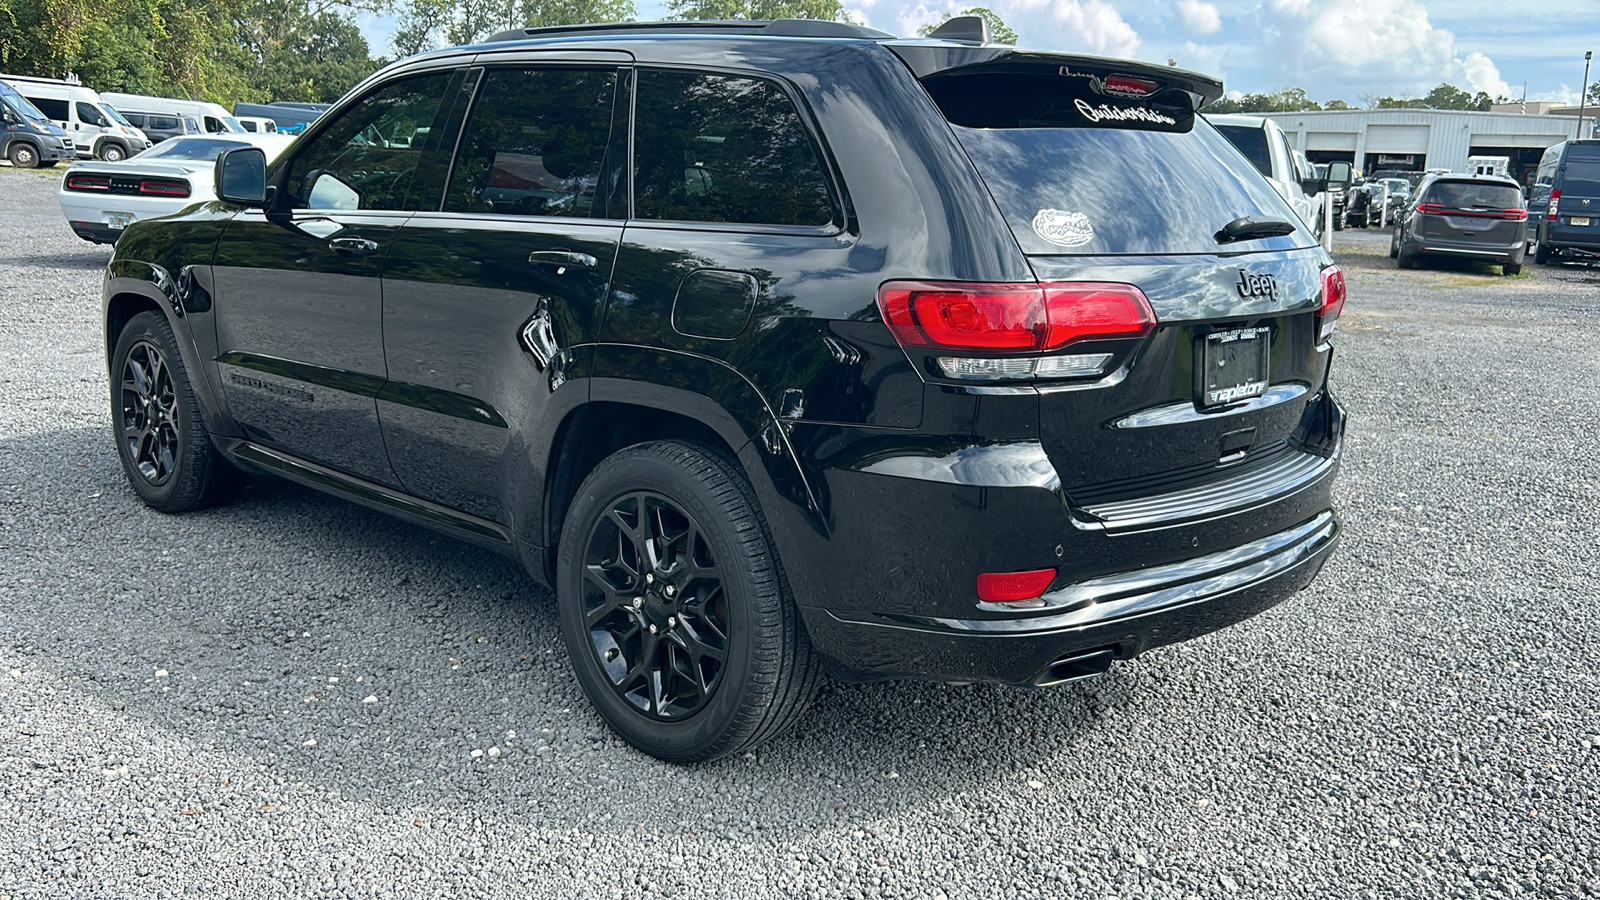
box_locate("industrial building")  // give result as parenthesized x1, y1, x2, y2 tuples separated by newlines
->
(1262, 108, 1597, 185)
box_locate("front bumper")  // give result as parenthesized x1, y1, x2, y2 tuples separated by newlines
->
(804, 510, 1339, 684)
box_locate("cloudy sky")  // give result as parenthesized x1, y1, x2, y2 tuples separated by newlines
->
(360, 0, 1600, 105)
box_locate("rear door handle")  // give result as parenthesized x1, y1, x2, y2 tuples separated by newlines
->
(329, 237, 379, 257)
(528, 250, 597, 273)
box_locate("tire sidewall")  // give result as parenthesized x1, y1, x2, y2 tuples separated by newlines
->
(110, 311, 199, 509)
(557, 448, 770, 759)
(9, 142, 38, 168)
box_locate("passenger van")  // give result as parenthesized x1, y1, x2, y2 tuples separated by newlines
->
(0, 77, 76, 167)
(99, 92, 245, 136)
(119, 111, 203, 144)
(1530, 140, 1600, 263)
(0, 74, 150, 160)
(235, 116, 278, 133)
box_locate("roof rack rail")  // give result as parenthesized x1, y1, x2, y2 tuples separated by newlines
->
(486, 18, 894, 43)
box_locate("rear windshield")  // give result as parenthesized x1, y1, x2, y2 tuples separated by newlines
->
(929, 74, 1303, 255)
(1423, 180, 1523, 210)
(142, 138, 253, 160)
(1560, 160, 1600, 196)
(1212, 124, 1272, 178)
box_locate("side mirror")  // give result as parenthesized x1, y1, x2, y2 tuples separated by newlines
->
(215, 146, 267, 207)
(1301, 160, 1353, 196)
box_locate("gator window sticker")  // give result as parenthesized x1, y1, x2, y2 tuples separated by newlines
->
(1073, 99, 1177, 126)
(1031, 209, 1095, 248)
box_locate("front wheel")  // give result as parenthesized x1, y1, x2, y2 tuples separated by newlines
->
(7, 142, 39, 168)
(110, 311, 244, 512)
(557, 441, 820, 763)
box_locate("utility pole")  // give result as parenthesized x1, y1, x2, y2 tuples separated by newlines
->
(1580, 51, 1593, 140)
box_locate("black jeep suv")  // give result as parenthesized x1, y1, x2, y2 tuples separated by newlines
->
(103, 18, 1349, 762)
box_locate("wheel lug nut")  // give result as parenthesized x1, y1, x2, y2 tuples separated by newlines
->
(649, 623, 658, 634)
(664, 585, 675, 597)
(646, 573, 654, 584)
(667, 616, 676, 628)
(632, 597, 643, 609)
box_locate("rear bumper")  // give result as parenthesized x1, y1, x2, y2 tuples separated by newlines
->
(804, 510, 1339, 684)
(67, 221, 121, 244)
(1543, 224, 1600, 254)
(1413, 237, 1526, 264)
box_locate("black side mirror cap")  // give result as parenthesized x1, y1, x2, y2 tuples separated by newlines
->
(1302, 160, 1354, 196)
(215, 146, 268, 207)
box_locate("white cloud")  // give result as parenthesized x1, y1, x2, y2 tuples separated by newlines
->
(1176, 0, 1221, 34)
(1250, 0, 1511, 100)
(1004, 0, 1140, 57)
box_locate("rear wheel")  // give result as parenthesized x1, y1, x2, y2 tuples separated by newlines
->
(557, 440, 820, 763)
(1534, 240, 1551, 265)
(1389, 226, 1400, 259)
(1503, 262, 1522, 276)
(99, 143, 126, 162)
(1396, 239, 1417, 269)
(7, 142, 39, 169)
(111, 311, 245, 512)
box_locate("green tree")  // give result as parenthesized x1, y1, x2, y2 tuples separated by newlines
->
(666, 0, 846, 21)
(917, 7, 1017, 45)
(393, 0, 633, 56)
(1587, 80, 1598, 104)
(1325, 98, 1352, 110)
(1212, 87, 1321, 113)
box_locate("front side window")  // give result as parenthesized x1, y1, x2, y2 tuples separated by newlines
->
(633, 70, 834, 227)
(76, 102, 108, 127)
(445, 67, 618, 218)
(285, 72, 452, 213)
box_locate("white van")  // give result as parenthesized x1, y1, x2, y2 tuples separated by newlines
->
(99, 92, 246, 136)
(235, 115, 278, 133)
(1206, 113, 1326, 238)
(0, 74, 151, 161)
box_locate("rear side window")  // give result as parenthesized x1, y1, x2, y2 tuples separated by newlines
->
(1214, 124, 1272, 177)
(28, 96, 68, 120)
(151, 116, 179, 130)
(1423, 181, 1523, 210)
(633, 70, 834, 227)
(925, 72, 1301, 255)
(446, 67, 618, 219)
(1560, 159, 1600, 196)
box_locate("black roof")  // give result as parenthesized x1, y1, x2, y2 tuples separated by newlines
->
(487, 18, 895, 43)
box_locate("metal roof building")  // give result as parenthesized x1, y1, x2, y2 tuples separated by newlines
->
(1261, 108, 1597, 185)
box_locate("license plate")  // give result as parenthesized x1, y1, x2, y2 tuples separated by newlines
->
(1201, 327, 1270, 407)
(1572, 216, 1592, 227)
(107, 212, 135, 230)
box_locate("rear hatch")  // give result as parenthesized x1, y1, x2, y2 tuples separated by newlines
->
(1552, 150, 1600, 243)
(893, 49, 1341, 523)
(1416, 178, 1526, 246)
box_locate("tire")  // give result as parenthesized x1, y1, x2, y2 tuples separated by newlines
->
(1389, 227, 1400, 259)
(1503, 261, 1522, 276)
(557, 440, 821, 763)
(1396, 239, 1417, 269)
(99, 143, 125, 162)
(1534, 240, 1551, 265)
(110, 311, 244, 512)
(7, 142, 39, 169)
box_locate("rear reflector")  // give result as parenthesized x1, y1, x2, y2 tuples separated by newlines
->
(878, 280, 1155, 356)
(977, 568, 1057, 603)
(1317, 265, 1345, 342)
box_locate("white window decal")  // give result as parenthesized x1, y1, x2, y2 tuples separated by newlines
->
(1031, 209, 1095, 248)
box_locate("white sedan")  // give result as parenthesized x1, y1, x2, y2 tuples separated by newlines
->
(59, 134, 295, 244)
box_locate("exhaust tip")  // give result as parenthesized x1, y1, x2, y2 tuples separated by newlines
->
(1032, 648, 1116, 687)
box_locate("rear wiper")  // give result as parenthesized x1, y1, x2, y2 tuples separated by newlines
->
(1215, 216, 1297, 245)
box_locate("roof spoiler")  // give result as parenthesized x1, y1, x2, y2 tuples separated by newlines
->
(885, 46, 1225, 111)
(924, 15, 993, 45)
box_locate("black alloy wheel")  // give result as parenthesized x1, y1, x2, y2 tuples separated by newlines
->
(580, 489, 730, 720)
(110, 311, 244, 512)
(119, 339, 180, 486)
(557, 441, 820, 763)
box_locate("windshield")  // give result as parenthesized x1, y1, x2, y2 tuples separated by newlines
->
(101, 104, 132, 127)
(0, 81, 50, 124)
(1381, 179, 1410, 193)
(139, 138, 254, 161)
(219, 116, 246, 134)
(1213, 124, 1273, 178)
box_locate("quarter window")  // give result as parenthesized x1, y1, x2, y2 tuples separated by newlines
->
(28, 96, 69, 121)
(284, 72, 452, 212)
(633, 70, 834, 227)
(445, 68, 619, 219)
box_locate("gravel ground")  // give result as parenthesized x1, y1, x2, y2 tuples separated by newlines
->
(2, 163, 1598, 899)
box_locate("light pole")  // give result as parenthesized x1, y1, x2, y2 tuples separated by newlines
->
(1580, 51, 1593, 140)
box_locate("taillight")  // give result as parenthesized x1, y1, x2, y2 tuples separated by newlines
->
(877, 280, 1155, 381)
(1416, 202, 1446, 215)
(1317, 265, 1345, 343)
(977, 568, 1057, 604)
(65, 173, 111, 192)
(1418, 202, 1525, 220)
(1103, 74, 1159, 97)
(1549, 189, 1560, 219)
(139, 179, 190, 197)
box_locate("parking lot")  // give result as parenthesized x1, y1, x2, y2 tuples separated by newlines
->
(1, 162, 1597, 898)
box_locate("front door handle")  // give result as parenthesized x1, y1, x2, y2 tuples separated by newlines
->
(329, 237, 379, 257)
(528, 250, 597, 273)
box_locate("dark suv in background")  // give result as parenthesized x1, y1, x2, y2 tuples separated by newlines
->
(1391, 174, 1528, 275)
(1530, 139, 1600, 264)
(103, 18, 1350, 762)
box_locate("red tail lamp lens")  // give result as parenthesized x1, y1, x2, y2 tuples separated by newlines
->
(66, 174, 111, 191)
(139, 179, 190, 197)
(878, 281, 1155, 354)
(1319, 265, 1346, 321)
(977, 568, 1057, 603)
(1104, 75, 1159, 97)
